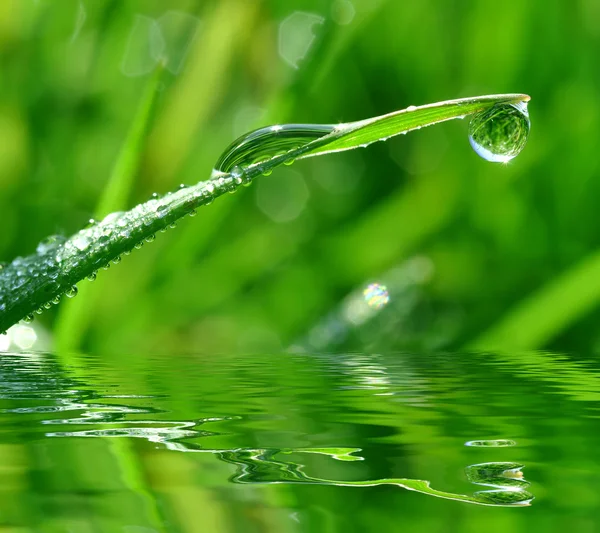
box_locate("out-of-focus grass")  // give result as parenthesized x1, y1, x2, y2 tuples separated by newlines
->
(2, 0, 600, 355)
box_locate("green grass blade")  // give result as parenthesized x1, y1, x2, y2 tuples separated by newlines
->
(53, 67, 164, 352)
(271, 94, 529, 166)
(0, 93, 530, 332)
(469, 249, 600, 351)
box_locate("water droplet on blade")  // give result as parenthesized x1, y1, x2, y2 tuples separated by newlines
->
(66, 285, 78, 298)
(468, 102, 530, 163)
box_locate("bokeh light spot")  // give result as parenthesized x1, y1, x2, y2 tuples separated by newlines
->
(363, 283, 390, 310)
(331, 0, 355, 25)
(278, 11, 324, 69)
(256, 169, 309, 223)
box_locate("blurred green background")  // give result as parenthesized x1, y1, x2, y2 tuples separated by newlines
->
(2, 0, 600, 356)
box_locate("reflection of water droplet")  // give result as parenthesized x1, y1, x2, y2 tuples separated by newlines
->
(363, 283, 390, 309)
(468, 102, 530, 163)
(465, 439, 517, 447)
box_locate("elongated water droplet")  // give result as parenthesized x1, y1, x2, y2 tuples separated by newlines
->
(214, 124, 334, 173)
(468, 102, 530, 163)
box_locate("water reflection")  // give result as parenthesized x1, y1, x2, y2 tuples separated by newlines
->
(220, 449, 532, 507)
(0, 351, 534, 515)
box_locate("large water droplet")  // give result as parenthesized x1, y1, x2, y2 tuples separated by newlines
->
(468, 102, 530, 163)
(214, 124, 334, 173)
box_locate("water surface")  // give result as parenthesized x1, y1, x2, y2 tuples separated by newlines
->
(0, 350, 597, 532)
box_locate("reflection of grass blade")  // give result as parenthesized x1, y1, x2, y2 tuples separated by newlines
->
(217, 448, 533, 507)
(54, 66, 164, 352)
(0, 93, 529, 331)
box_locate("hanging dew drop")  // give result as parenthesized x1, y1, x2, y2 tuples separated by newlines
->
(468, 102, 530, 163)
(66, 285, 78, 298)
(23, 314, 34, 323)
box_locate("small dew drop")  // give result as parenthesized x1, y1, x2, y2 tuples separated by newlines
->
(156, 204, 168, 218)
(66, 285, 78, 298)
(468, 102, 530, 163)
(35, 308, 43, 315)
(262, 168, 273, 176)
(145, 234, 156, 242)
(151, 192, 160, 200)
(52, 295, 61, 304)
(283, 158, 295, 166)
(231, 166, 244, 185)
(112, 255, 122, 265)
(87, 271, 97, 281)
(134, 242, 144, 249)
(188, 210, 197, 217)
(169, 222, 177, 229)
(23, 314, 34, 324)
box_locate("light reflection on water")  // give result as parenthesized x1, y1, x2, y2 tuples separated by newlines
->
(2, 350, 600, 530)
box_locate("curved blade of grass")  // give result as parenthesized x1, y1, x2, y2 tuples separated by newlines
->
(257, 93, 530, 170)
(469, 249, 600, 351)
(0, 93, 530, 332)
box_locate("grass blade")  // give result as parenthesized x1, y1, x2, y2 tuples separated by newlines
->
(0, 93, 530, 332)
